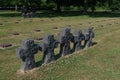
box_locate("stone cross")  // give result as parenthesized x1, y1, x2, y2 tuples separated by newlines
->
(16, 39, 39, 71)
(38, 34, 58, 64)
(22, 6, 27, 18)
(84, 27, 94, 48)
(57, 27, 73, 57)
(73, 30, 84, 51)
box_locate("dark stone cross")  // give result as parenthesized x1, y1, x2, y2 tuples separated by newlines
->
(12, 32, 19, 35)
(16, 39, 39, 71)
(57, 27, 73, 57)
(22, 6, 27, 18)
(22, 9, 35, 18)
(0, 43, 12, 48)
(38, 34, 58, 64)
(84, 27, 94, 48)
(73, 30, 84, 52)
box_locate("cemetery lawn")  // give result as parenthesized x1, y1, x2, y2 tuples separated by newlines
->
(0, 11, 120, 80)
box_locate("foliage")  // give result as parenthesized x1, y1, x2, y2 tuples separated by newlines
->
(0, 0, 120, 13)
(109, 0, 120, 11)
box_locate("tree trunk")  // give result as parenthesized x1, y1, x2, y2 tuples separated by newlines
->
(83, 0, 88, 14)
(56, 0, 61, 12)
(108, 0, 113, 12)
(108, 0, 113, 7)
(91, 6, 95, 13)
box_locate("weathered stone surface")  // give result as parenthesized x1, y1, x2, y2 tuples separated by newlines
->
(0, 43, 12, 48)
(73, 30, 84, 51)
(16, 39, 39, 71)
(16, 27, 96, 70)
(53, 27, 58, 29)
(34, 37, 43, 41)
(38, 34, 58, 64)
(12, 32, 19, 35)
(15, 21, 19, 24)
(34, 30, 41, 32)
(84, 27, 94, 48)
(57, 27, 73, 56)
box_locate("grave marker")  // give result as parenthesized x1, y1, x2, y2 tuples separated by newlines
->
(16, 39, 39, 71)
(57, 27, 73, 56)
(38, 34, 58, 64)
(73, 30, 84, 51)
(84, 27, 94, 48)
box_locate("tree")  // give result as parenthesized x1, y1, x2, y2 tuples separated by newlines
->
(109, 0, 120, 11)
(54, 0, 62, 12)
(89, 0, 97, 12)
(83, 0, 88, 14)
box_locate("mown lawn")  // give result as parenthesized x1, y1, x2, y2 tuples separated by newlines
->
(0, 11, 120, 80)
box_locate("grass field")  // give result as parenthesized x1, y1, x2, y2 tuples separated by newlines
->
(0, 11, 120, 80)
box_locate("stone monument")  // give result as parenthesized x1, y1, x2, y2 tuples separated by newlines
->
(84, 27, 94, 48)
(38, 34, 58, 64)
(73, 30, 84, 51)
(16, 39, 39, 71)
(57, 27, 73, 56)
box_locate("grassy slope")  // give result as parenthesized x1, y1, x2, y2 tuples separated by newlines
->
(0, 11, 120, 80)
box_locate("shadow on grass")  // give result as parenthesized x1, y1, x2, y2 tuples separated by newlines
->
(92, 42, 97, 46)
(36, 41, 97, 67)
(54, 41, 98, 60)
(0, 11, 120, 18)
(36, 11, 120, 18)
(36, 60, 43, 68)
(54, 53, 61, 60)
(0, 12, 21, 17)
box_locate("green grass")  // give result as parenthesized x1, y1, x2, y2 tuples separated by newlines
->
(0, 11, 120, 80)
